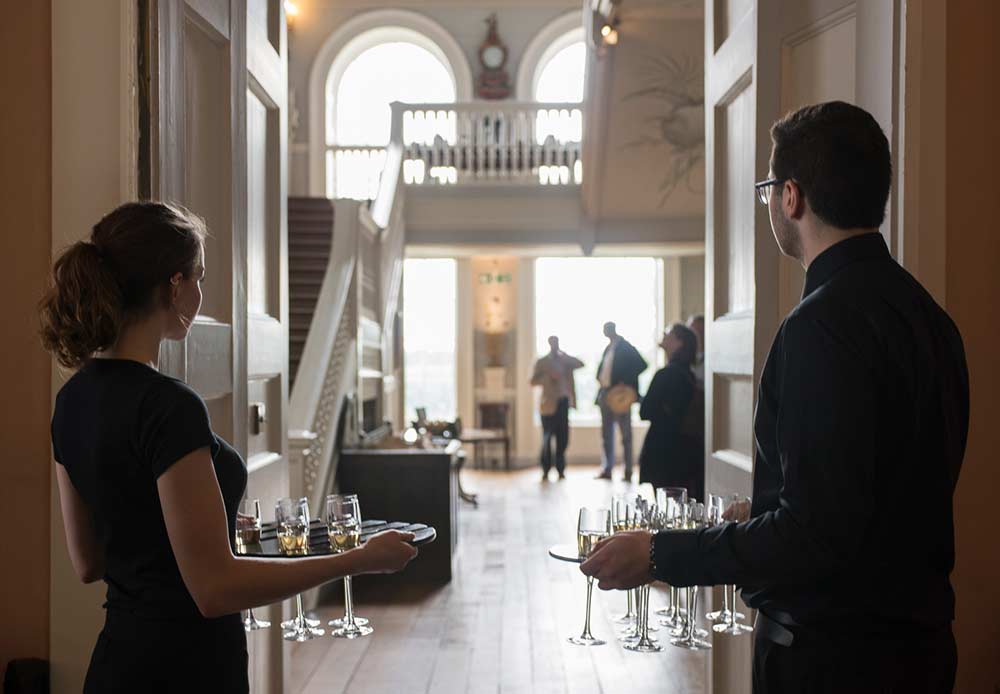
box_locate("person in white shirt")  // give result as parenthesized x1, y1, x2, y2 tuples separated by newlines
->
(530, 336, 584, 481)
(594, 322, 648, 481)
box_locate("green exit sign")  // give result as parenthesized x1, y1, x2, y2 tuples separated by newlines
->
(478, 272, 513, 284)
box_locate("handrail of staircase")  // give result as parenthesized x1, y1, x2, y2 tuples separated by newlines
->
(288, 199, 359, 505)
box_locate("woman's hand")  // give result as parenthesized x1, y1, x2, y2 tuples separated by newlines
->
(355, 530, 418, 574)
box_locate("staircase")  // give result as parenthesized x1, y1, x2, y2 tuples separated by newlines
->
(288, 197, 335, 386)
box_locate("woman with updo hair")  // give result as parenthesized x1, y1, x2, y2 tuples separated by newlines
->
(41, 201, 417, 693)
(638, 322, 705, 500)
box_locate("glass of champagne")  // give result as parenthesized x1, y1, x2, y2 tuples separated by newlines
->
(568, 507, 611, 646)
(236, 498, 270, 631)
(623, 498, 662, 653)
(714, 494, 753, 636)
(655, 487, 688, 629)
(276, 497, 324, 641)
(326, 494, 373, 639)
(610, 496, 637, 626)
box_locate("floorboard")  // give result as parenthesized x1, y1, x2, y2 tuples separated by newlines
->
(289, 467, 712, 694)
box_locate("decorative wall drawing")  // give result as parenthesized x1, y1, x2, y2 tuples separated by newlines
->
(623, 54, 705, 206)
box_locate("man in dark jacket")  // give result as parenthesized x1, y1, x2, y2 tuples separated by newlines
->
(581, 102, 968, 693)
(594, 321, 648, 481)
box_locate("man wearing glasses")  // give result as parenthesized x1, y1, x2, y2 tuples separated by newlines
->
(581, 101, 968, 693)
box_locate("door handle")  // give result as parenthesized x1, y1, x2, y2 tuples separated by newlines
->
(250, 402, 267, 435)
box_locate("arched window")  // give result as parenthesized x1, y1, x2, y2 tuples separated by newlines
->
(328, 34, 457, 198)
(534, 40, 586, 103)
(517, 15, 587, 184)
(307, 10, 472, 198)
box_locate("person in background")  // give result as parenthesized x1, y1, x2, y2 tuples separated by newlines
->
(530, 336, 584, 481)
(580, 101, 967, 693)
(41, 202, 417, 693)
(638, 323, 704, 500)
(687, 314, 705, 386)
(594, 321, 648, 482)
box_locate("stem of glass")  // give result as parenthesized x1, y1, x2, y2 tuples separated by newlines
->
(581, 576, 595, 639)
(626, 589, 634, 618)
(727, 585, 737, 628)
(688, 588, 700, 642)
(295, 594, 306, 629)
(640, 585, 650, 639)
(344, 576, 356, 628)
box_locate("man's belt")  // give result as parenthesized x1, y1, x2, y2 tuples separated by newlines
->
(756, 610, 951, 649)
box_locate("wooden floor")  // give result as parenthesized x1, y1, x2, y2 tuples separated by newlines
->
(288, 467, 710, 694)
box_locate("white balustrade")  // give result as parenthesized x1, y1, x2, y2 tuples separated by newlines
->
(326, 101, 584, 198)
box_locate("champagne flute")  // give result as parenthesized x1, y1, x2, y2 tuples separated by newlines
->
(655, 487, 688, 629)
(236, 498, 270, 631)
(623, 497, 662, 653)
(568, 507, 611, 646)
(704, 494, 744, 625)
(670, 501, 712, 650)
(610, 496, 637, 626)
(714, 494, 753, 636)
(326, 494, 373, 639)
(276, 497, 324, 641)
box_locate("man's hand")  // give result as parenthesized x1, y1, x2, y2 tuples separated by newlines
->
(723, 500, 751, 522)
(579, 530, 654, 590)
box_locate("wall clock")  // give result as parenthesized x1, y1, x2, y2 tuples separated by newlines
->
(477, 14, 511, 100)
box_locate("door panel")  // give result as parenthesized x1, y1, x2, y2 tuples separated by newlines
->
(245, 2, 289, 690)
(777, 7, 858, 315)
(704, 1, 864, 692)
(151, 1, 288, 692)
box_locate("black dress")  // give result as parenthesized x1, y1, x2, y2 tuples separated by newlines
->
(638, 361, 703, 500)
(51, 359, 249, 694)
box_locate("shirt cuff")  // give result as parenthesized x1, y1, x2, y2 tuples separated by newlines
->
(652, 529, 705, 587)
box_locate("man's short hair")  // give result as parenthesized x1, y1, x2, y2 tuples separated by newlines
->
(770, 101, 891, 230)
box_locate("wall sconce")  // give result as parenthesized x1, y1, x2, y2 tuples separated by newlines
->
(589, 0, 622, 55)
(600, 19, 620, 46)
(284, 1, 300, 25)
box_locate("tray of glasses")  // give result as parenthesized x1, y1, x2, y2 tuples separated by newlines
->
(548, 544, 585, 564)
(240, 519, 436, 558)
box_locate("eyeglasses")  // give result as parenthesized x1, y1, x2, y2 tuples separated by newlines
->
(754, 178, 786, 206)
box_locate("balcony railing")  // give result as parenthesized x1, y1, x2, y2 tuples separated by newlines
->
(327, 101, 584, 199)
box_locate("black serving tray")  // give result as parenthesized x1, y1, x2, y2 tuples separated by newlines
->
(241, 518, 436, 558)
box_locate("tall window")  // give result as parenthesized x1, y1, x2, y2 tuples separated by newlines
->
(403, 259, 457, 422)
(534, 257, 660, 423)
(327, 37, 457, 199)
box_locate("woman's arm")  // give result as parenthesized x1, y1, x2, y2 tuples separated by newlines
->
(55, 464, 105, 583)
(158, 448, 417, 619)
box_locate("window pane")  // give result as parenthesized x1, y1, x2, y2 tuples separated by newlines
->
(535, 42, 586, 103)
(534, 257, 659, 424)
(404, 259, 457, 422)
(335, 42, 456, 146)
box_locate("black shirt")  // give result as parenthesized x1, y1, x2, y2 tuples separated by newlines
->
(52, 358, 247, 620)
(653, 233, 968, 630)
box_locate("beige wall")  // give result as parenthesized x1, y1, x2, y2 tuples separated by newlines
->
(946, 1, 1000, 690)
(0, 0, 52, 676)
(598, 10, 705, 220)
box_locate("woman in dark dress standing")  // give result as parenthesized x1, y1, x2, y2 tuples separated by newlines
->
(638, 322, 704, 500)
(41, 202, 418, 693)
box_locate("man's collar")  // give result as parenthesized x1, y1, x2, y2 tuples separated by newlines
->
(803, 232, 889, 298)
